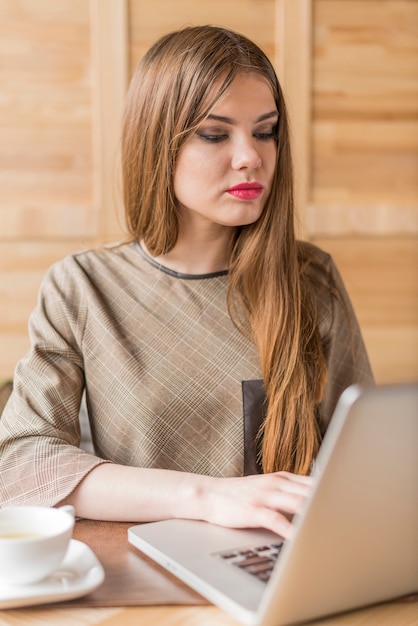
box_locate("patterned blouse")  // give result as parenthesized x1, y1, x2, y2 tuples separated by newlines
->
(0, 241, 374, 506)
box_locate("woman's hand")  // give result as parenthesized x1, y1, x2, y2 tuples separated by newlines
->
(196, 471, 314, 539)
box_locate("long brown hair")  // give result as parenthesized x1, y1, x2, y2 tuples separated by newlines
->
(121, 25, 327, 474)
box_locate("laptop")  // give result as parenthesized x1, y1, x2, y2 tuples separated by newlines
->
(128, 383, 418, 626)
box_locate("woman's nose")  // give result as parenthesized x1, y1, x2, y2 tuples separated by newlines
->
(231, 138, 262, 172)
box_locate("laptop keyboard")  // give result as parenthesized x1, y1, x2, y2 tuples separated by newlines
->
(217, 540, 284, 583)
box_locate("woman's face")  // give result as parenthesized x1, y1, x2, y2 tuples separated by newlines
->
(173, 73, 278, 233)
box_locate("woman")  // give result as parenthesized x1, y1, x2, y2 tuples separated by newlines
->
(0, 26, 373, 538)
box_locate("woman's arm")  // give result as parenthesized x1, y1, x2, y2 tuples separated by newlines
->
(310, 248, 375, 435)
(59, 463, 313, 538)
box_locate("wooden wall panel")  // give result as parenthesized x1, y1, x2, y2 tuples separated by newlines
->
(0, 0, 93, 241)
(0, 0, 417, 387)
(128, 0, 275, 71)
(275, 0, 312, 237)
(90, 0, 128, 242)
(309, 0, 418, 235)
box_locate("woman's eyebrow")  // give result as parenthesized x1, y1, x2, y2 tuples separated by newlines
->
(257, 111, 279, 122)
(207, 110, 279, 125)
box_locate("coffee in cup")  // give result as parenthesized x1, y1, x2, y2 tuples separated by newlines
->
(0, 505, 75, 585)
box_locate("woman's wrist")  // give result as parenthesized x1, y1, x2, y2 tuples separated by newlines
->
(172, 472, 216, 522)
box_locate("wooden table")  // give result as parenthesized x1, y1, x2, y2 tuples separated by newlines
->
(0, 520, 417, 626)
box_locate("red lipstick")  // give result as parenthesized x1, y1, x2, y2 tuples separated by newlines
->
(226, 182, 263, 200)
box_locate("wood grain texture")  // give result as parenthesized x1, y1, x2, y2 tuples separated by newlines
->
(276, 0, 312, 237)
(310, 0, 418, 233)
(90, 0, 128, 242)
(0, 0, 93, 240)
(1, 602, 417, 626)
(128, 0, 275, 70)
(0, 0, 417, 387)
(0, 521, 416, 625)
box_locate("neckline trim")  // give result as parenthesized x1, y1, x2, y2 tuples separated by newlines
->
(134, 242, 229, 280)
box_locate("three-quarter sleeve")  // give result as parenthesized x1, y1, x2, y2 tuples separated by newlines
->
(316, 252, 375, 435)
(0, 257, 109, 506)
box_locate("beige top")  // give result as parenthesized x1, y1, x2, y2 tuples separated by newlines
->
(0, 241, 373, 506)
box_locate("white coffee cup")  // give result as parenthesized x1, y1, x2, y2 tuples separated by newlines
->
(0, 505, 75, 585)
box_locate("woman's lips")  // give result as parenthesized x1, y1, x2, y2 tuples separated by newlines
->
(226, 182, 263, 200)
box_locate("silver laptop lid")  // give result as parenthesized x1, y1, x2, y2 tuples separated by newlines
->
(258, 383, 418, 625)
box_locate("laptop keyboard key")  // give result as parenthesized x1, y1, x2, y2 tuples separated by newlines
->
(217, 541, 283, 584)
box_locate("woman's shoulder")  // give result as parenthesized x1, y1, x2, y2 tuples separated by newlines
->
(296, 240, 335, 282)
(44, 241, 138, 281)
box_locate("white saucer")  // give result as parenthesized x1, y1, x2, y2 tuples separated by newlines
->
(0, 539, 105, 609)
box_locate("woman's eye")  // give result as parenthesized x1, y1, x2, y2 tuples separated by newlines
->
(254, 131, 276, 141)
(197, 133, 228, 143)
